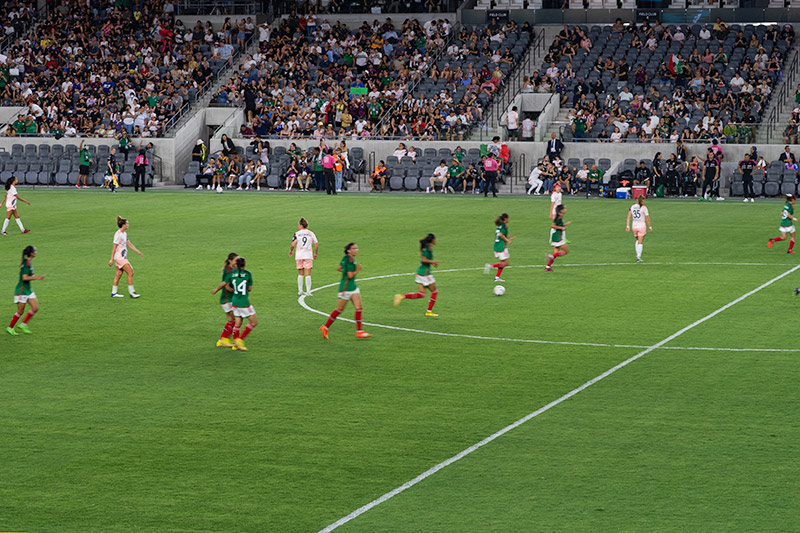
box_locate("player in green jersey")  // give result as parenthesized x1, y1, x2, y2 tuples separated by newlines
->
(394, 233, 440, 316)
(221, 256, 258, 351)
(7, 246, 45, 335)
(484, 213, 514, 282)
(768, 194, 797, 253)
(546, 204, 571, 271)
(321, 242, 372, 339)
(211, 252, 239, 347)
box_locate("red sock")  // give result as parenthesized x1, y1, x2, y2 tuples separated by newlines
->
(403, 292, 424, 299)
(427, 291, 438, 311)
(220, 320, 234, 339)
(240, 323, 255, 340)
(790, 239, 796, 252)
(21, 311, 35, 325)
(491, 262, 502, 268)
(325, 309, 341, 328)
(232, 326, 241, 339)
(8, 312, 20, 328)
(547, 256, 555, 267)
(495, 267, 504, 277)
(554, 250, 567, 257)
(770, 236, 786, 243)
(355, 308, 363, 330)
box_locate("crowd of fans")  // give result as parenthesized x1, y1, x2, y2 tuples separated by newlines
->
(536, 19, 794, 144)
(0, 0, 253, 138)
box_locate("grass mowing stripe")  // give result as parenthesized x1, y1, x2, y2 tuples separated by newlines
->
(318, 263, 800, 533)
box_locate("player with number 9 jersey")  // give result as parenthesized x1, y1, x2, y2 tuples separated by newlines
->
(290, 217, 319, 296)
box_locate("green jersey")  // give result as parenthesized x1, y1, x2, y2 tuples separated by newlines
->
(448, 164, 465, 180)
(551, 217, 564, 243)
(15, 262, 33, 296)
(220, 267, 234, 304)
(494, 223, 508, 252)
(229, 269, 253, 307)
(417, 246, 433, 276)
(781, 203, 794, 227)
(79, 148, 91, 167)
(339, 255, 357, 292)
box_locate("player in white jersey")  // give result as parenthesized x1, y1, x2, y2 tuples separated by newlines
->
(625, 196, 653, 262)
(1, 176, 31, 235)
(289, 217, 319, 296)
(550, 182, 562, 220)
(109, 216, 143, 298)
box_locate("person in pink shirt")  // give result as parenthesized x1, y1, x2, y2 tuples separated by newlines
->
(483, 155, 499, 197)
(322, 148, 337, 195)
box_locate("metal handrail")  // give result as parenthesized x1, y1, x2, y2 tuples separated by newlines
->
(212, 108, 242, 139)
(544, 119, 779, 144)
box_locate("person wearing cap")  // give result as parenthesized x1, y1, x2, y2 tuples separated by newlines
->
(192, 139, 206, 164)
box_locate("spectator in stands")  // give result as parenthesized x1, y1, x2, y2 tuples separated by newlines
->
(784, 122, 799, 145)
(521, 115, 535, 141)
(447, 158, 465, 194)
(780, 146, 796, 163)
(587, 164, 603, 196)
(506, 106, 519, 141)
(370, 160, 387, 193)
(527, 162, 544, 195)
(428, 160, 449, 194)
(634, 161, 652, 188)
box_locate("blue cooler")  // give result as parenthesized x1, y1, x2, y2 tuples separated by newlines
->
(616, 187, 631, 199)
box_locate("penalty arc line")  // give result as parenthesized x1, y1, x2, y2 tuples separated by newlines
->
(317, 263, 800, 533)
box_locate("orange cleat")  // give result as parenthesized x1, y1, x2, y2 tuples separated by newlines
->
(320, 325, 329, 340)
(355, 330, 372, 339)
(767, 240, 773, 248)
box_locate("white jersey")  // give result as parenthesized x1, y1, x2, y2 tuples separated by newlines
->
(113, 230, 128, 260)
(293, 229, 318, 260)
(5, 185, 17, 209)
(630, 204, 649, 225)
(550, 191, 562, 215)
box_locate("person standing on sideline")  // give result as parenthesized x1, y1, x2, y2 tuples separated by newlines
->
(109, 216, 143, 298)
(767, 195, 798, 254)
(192, 139, 206, 164)
(626, 196, 653, 262)
(322, 148, 336, 195)
(134, 149, 149, 192)
(1, 177, 31, 235)
(320, 242, 372, 340)
(701, 147, 721, 201)
(483, 155, 499, 197)
(7, 245, 44, 335)
(394, 233, 440, 317)
(506, 106, 520, 141)
(289, 217, 319, 296)
(738, 154, 755, 202)
(78, 140, 92, 188)
(546, 132, 564, 160)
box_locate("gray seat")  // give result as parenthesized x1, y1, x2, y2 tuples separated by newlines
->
(598, 158, 612, 171)
(54, 172, 69, 185)
(37, 171, 50, 185)
(183, 173, 198, 188)
(764, 181, 780, 196)
(266, 174, 281, 188)
(119, 173, 133, 186)
(730, 182, 743, 196)
(781, 182, 796, 196)
(403, 176, 419, 190)
(24, 171, 38, 185)
(389, 176, 404, 190)
(92, 172, 106, 186)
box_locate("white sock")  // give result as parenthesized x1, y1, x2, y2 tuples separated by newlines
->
(2, 219, 8, 232)
(15, 218, 24, 231)
(112, 285, 118, 294)
(635, 242, 643, 259)
(305, 275, 312, 293)
(128, 285, 135, 295)
(297, 275, 304, 293)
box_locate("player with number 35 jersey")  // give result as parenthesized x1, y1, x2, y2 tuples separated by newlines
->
(289, 217, 319, 297)
(626, 196, 653, 262)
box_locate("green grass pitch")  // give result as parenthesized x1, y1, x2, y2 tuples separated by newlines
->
(2, 190, 800, 532)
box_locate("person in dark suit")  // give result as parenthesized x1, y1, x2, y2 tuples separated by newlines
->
(546, 133, 564, 160)
(779, 145, 796, 163)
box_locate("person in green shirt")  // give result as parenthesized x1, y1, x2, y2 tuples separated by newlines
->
(587, 164, 603, 196)
(394, 233, 440, 316)
(78, 140, 92, 188)
(767, 195, 798, 253)
(484, 213, 514, 282)
(7, 245, 45, 336)
(546, 205, 571, 271)
(12, 115, 26, 135)
(218, 256, 258, 351)
(320, 242, 371, 340)
(210, 252, 239, 347)
(446, 159, 465, 193)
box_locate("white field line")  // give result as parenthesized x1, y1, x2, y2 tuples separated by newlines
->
(317, 263, 800, 533)
(299, 262, 800, 353)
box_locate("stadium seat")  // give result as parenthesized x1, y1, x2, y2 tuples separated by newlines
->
(403, 176, 419, 191)
(119, 173, 133, 186)
(24, 171, 38, 185)
(782, 182, 797, 196)
(730, 182, 744, 196)
(183, 173, 197, 188)
(54, 172, 68, 185)
(266, 174, 281, 188)
(764, 182, 780, 196)
(389, 176, 404, 190)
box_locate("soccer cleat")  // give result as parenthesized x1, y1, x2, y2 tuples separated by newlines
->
(6, 326, 17, 335)
(1, 232, 6, 235)
(483, 263, 492, 275)
(234, 338, 247, 351)
(494, 277, 505, 282)
(21, 229, 30, 234)
(320, 325, 329, 340)
(129, 292, 141, 298)
(767, 240, 773, 248)
(636, 258, 643, 262)
(216, 337, 234, 347)
(17, 323, 31, 334)
(298, 291, 304, 296)
(355, 330, 372, 339)
(425, 311, 438, 317)
(393, 294, 403, 307)
(545, 266, 553, 272)
(111, 293, 125, 298)
(795, 287, 800, 296)
(789, 250, 796, 254)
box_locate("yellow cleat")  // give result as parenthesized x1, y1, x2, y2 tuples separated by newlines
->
(393, 294, 403, 307)
(234, 338, 247, 351)
(320, 325, 329, 340)
(355, 330, 372, 339)
(425, 311, 438, 317)
(216, 337, 234, 347)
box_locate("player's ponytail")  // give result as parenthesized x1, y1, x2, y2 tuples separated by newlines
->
(236, 257, 246, 269)
(4, 177, 15, 190)
(299, 217, 308, 228)
(21, 245, 35, 265)
(344, 242, 356, 255)
(225, 252, 238, 268)
(116, 216, 127, 228)
(494, 213, 509, 226)
(419, 233, 435, 250)
(637, 196, 645, 207)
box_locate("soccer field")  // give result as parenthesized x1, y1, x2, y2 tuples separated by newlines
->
(2, 190, 799, 532)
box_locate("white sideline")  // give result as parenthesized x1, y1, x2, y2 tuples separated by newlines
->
(317, 263, 800, 532)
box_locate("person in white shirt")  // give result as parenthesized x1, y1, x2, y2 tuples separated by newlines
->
(699, 27, 711, 40)
(625, 197, 653, 262)
(575, 164, 589, 191)
(392, 142, 408, 160)
(618, 87, 634, 102)
(428, 160, 449, 193)
(527, 163, 544, 195)
(550, 183, 563, 220)
(1, 176, 30, 235)
(546, 62, 559, 79)
(730, 72, 745, 90)
(521, 117, 535, 140)
(289, 217, 319, 296)
(506, 106, 519, 140)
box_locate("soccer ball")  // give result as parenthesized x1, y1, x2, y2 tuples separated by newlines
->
(216, 185, 223, 193)
(493, 285, 505, 296)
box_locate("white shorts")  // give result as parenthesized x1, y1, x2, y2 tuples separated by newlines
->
(233, 305, 255, 318)
(415, 274, 435, 286)
(494, 249, 509, 260)
(296, 258, 313, 270)
(115, 257, 132, 270)
(780, 225, 795, 234)
(337, 288, 361, 300)
(221, 302, 234, 313)
(14, 292, 36, 304)
(632, 223, 647, 238)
